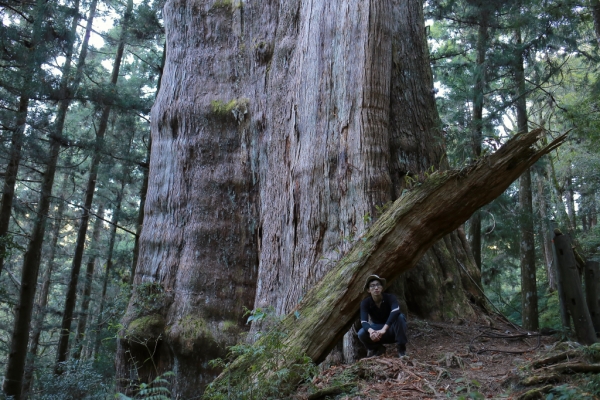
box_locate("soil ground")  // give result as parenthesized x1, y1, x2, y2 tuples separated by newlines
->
(294, 313, 600, 400)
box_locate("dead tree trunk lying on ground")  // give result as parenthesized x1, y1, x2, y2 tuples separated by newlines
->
(206, 128, 566, 396)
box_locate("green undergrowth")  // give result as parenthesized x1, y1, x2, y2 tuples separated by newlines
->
(203, 307, 318, 400)
(546, 374, 600, 399)
(117, 371, 175, 400)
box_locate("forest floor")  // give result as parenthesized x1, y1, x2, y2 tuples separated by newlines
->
(293, 313, 600, 400)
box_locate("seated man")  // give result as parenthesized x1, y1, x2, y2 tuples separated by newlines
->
(358, 274, 408, 357)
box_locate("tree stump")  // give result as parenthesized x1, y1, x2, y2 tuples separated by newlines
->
(585, 261, 600, 334)
(554, 234, 596, 344)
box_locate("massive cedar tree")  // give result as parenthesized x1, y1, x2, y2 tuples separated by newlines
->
(116, 0, 483, 396)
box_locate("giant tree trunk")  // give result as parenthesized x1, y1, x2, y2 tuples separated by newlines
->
(207, 128, 566, 398)
(118, 0, 483, 396)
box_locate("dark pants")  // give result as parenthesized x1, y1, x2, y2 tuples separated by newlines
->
(357, 314, 408, 351)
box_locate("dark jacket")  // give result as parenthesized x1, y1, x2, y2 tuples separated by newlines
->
(360, 292, 401, 331)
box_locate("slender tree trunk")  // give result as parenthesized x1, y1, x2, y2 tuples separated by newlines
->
(468, 6, 489, 271)
(55, 0, 132, 371)
(548, 157, 572, 229)
(564, 170, 577, 232)
(93, 182, 125, 360)
(2, 0, 81, 396)
(591, 0, 600, 47)
(535, 171, 556, 291)
(21, 174, 69, 400)
(94, 124, 135, 359)
(0, 0, 47, 277)
(591, 193, 598, 228)
(72, 205, 105, 360)
(515, 28, 538, 331)
(21, 0, 97, 384)
(585, 261, 600, 334)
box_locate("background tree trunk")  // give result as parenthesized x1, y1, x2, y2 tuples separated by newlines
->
(72, 205, 105, 360)
(0, 0, 47, 278)
(55, 0, 132, 371)
(118, 0, 484, 395)
(585, 261, 600, 334)
(535, 170, 557, 291)
(467, 4, 489, 272)
(515, 27, 538, 332)
(21, 174, 69, 400)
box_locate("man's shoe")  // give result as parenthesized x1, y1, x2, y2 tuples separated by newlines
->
(367, 345, 386, 357)
(397, 344, 407, 357)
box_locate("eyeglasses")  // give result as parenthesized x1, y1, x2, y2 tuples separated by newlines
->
(369, 283, 382, 288)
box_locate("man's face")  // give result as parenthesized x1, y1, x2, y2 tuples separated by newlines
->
(367, 280, 383, 295)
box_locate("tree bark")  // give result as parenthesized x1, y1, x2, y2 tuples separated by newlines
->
(72, 205, 105, 360)
(129, 43, 164, 285)
(585, 261, 600, 334)
(55, 0, 132, 372)
(515, 27, 538, 332)
(208, 128, 566, 397)
(554, 233, 596, 344)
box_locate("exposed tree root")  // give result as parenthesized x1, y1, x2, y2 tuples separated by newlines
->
(520, 373, 561, 386)
(517, 384, 554, 400)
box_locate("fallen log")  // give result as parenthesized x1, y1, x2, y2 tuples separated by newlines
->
(204, 128, 566, 398)
(531, 350, 580, 369)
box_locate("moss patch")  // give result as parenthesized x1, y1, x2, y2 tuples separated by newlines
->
(125, 314, 165, 342)
(210, 98, 249, 123)
(168, 315, 219, 356)
(221, 320, 239, 333)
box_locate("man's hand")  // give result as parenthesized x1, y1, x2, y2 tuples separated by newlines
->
(368, 325, 388, 342)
